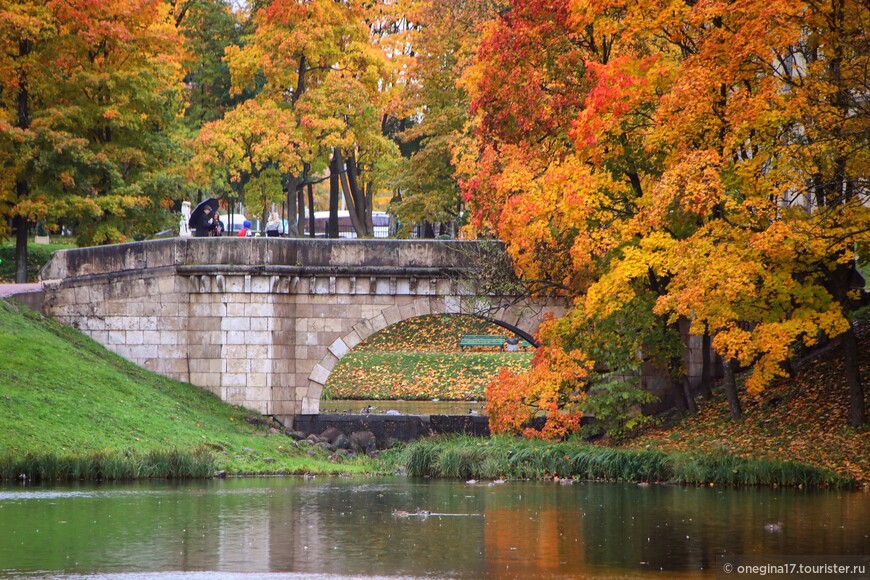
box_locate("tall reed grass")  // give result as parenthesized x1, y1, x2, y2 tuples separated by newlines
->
(398, 435, 851, 488)
(0, 447, 216, 482)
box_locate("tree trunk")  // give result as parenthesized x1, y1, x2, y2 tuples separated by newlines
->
(15, 39, 32, 284)
(307, 183, 315, 238)
(841, 326, 865, 426)
(700, 330, 713, 400)
(825, 260, 866, 426)
(283, 174, 300, 237)
(680, 376, 697, 414)
(335, 149, 367, 237)
(13, 210, 28, 284)
(671, 377, 688, 414)
(296, 182, 304, 238)
(722, 358, 742, 420)
(328, 151, 341, 238)
(345, 151, 369, 235)
(364, 182, 374, 234)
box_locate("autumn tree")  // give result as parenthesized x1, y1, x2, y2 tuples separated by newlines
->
(0, 1, 56, 282)
(467, 0, 684, 435)
(0, 0, 187, 278)
(469, 0, 869, 434)
(642, 0, 870, 426)
(180, 0, 247, 128)
(194, 0, 396, 237)
(386, 0, 502, 237)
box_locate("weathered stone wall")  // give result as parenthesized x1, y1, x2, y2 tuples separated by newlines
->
(43, 270, 191, 382)
(40, 238, 565, 423)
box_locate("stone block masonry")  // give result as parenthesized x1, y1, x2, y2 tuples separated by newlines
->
(40, 238, 565, 426)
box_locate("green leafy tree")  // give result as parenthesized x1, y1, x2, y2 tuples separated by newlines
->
(180, 0, 247, 127)
(388, 0, 503, 237)
(0, 0, 188, 264)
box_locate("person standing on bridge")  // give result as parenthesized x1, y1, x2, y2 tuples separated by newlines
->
(209, 211, 224, 237)
(190, 199, 222, 237)
(265, 212, 283, 237)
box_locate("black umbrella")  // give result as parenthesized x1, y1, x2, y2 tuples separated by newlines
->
(189, 198, 220, 237)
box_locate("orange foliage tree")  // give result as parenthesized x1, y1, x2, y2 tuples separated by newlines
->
(192, 0, 397, 236)
(0, 0, 187, 265)
(387, 0, 502, 236)
(471, 0, 870, 435)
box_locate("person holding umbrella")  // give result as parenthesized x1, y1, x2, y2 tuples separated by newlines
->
(189, 198, 221, 237)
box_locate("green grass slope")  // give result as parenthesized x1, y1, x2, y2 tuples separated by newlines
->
(0, 300, 381, 479)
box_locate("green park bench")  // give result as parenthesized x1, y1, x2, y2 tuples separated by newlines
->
(459, 335, 506, 350)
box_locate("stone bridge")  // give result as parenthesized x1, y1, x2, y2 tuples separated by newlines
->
(39, 238, 565, 425)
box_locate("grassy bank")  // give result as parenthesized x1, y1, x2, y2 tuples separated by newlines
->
(399, 435, 851, 488)
(0, 300, 386, 481)
(0, 240, 76, 283)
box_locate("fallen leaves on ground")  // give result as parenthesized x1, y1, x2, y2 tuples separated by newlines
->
(325, 315, 533, 401)
(617, 325, 870, 483)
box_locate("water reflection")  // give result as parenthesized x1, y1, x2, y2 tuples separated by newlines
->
(0, 478, 867, 579)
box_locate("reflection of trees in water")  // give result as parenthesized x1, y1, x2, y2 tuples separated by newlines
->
(263, 481, 870, 576)
(265, 480, 489, 576)
(3, 480, 868, 576)
(484, 485, 585, 577)
(576, 483, 870, 573)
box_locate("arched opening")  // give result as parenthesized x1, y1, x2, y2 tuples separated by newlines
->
(320, 314, 534, 415)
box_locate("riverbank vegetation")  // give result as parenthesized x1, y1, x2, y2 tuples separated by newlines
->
(399, 435, 849, 489)
(0, 300, 380, 481)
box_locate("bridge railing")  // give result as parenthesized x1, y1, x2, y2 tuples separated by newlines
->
(40, 238, 497, 282)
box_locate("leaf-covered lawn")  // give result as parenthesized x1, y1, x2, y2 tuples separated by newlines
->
(325, 351, 532, 400)
(619, 326, 870, 483)
(325, 314, 533, 400)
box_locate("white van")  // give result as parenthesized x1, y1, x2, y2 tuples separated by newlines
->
(220, 213, 257, 235)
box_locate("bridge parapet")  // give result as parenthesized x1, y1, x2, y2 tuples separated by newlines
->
(40, 238, 566, 425)
(41, 238, 484, 281)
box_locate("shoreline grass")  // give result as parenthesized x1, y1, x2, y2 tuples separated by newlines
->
(399, 435, 852, 489)
(1, 447, 217, 482)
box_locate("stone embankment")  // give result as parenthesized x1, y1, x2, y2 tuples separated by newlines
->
(288, 427, 381, 459)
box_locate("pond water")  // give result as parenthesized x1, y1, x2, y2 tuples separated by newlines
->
(320, 400, 486, 416)
(1, 477, 868, 579)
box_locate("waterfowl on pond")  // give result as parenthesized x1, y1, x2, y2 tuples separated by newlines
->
(392, 508, 431, 518)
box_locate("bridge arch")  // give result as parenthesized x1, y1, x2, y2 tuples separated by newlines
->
(40, 238, 566, 425)
(305, 305, 539, 414)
